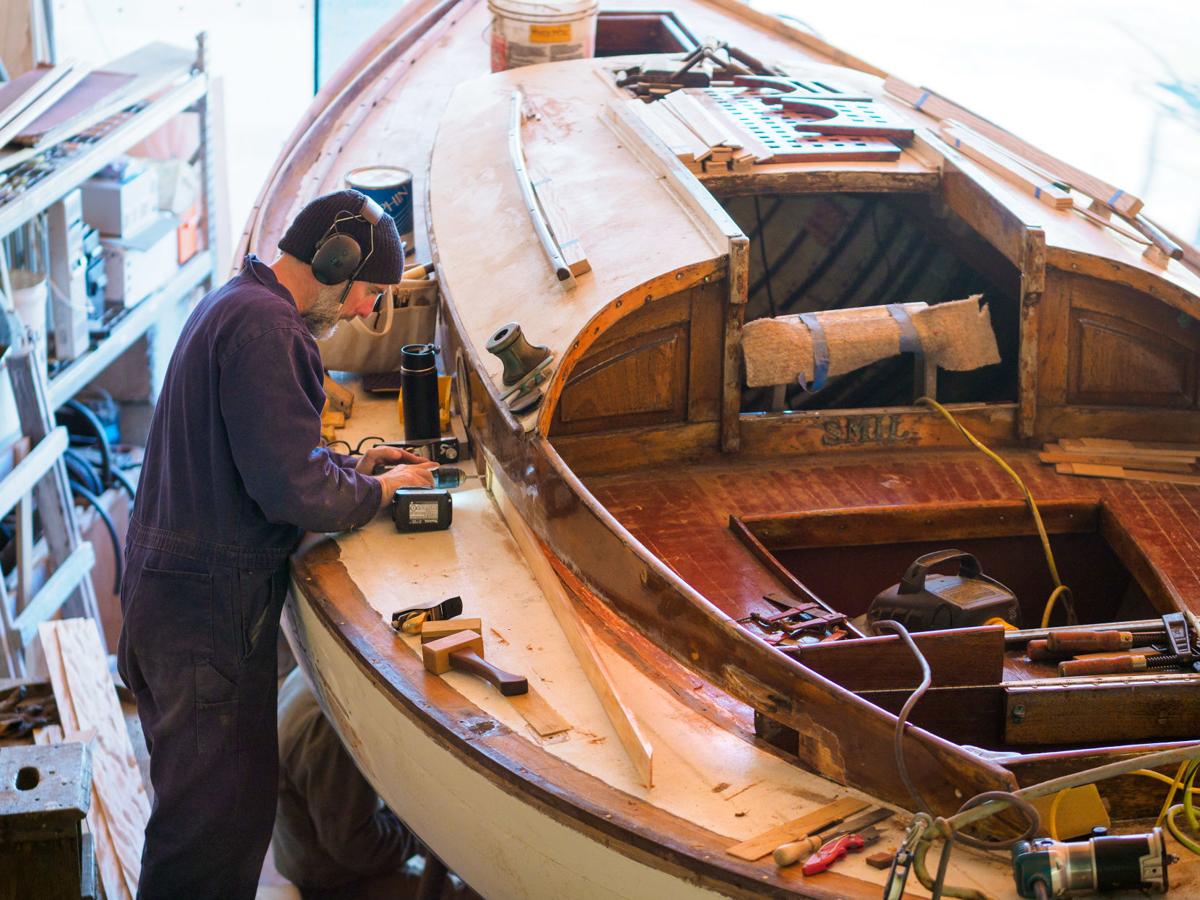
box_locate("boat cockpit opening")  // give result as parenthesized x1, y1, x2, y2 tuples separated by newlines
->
(720, 191, 1021, 414)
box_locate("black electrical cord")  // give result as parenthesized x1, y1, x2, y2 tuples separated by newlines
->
(873, 619, 933, 815)
(67, 479, 122, 595)
(63, 448, 104, 496)
(58, 399, 116, 492)
(109, 468, 136, 508)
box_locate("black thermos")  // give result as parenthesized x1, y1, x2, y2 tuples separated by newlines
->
(401, 343, 440, 440)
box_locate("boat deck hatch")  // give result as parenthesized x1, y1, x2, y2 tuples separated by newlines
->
(732, 499, 1156, 629)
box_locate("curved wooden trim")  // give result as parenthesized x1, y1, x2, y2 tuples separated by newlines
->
(237, 0, 477, 268)
(1046, 247, 1200, 322)
(520, 439, 1017, 816)
(535, 259, 725, 434)
(289, 536, 883, 899)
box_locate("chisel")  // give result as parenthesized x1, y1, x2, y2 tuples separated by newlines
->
(773, 807, 895, 867)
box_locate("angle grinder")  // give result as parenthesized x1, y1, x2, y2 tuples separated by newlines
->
(867, 549, 1020, 633)
(1012, 829, 1170, 897)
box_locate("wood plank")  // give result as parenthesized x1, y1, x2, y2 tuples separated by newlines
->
(1069, 437, 1200, 458)
(528, 168, 590, 278)
(0, 425, 67, 517)
(725, 796, 870, 861)
(0, 63, 87, 149)
(41, 620, 148, 898)
(884, 77, 1143, 217)
(937, 122, 1073, 210)
(1055, 462, 1200, 486)
(12, 541, 95, 646)
(507, 687, 573, 738)
(39, 623, 130, 900)
(492, 470, 655, 788)
(791, 627, 1006, 691)
(1038, 451, 1195, 474)
(1005, 677, 1200, 745)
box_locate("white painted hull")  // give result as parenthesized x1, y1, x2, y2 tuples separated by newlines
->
(285, 581, 725, 900)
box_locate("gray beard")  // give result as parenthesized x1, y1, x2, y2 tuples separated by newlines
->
(302, 284, 347, 339)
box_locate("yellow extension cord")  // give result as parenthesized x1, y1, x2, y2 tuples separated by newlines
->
(916, 397, 1074, 627)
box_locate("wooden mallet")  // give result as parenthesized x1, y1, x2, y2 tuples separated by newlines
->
(422, 630, 528, 696)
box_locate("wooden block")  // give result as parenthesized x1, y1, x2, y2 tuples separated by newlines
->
(726, 796, 870, 861)
(507, 687, 572, 737)
(420, 618, 482, 643)
(422, 630, 484, 674)
(866, 850, 895, 870)
(422, 630, 528, 696)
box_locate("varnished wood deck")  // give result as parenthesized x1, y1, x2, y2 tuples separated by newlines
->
(584, 447, 1200, 621)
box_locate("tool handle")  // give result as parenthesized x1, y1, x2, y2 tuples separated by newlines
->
(1058, 654, 1147, 677)
(802, 833, 865, 875)
(1046, 630, 1132, 654)
(449, 648, 529, 696)
(773, 834, 822, 867)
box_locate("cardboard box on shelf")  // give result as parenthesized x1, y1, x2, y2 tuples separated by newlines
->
(101, 213, 179, 308)
(176, 201, 201, 264)
(81, 165, 159, 237)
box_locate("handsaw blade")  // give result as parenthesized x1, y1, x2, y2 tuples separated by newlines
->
(821, 807, 896, 841)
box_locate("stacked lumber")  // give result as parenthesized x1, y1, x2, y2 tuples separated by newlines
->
(0, 61, 88, 148)
(39, 618, 150, 900)
(1042, 438, 1200, 486)
(624, 93, 755, 175)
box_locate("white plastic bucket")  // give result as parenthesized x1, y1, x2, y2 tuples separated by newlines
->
(488, 0, 598, 72)
(11, 269, 48, 362)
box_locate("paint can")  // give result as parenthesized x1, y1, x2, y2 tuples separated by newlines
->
(345, 166, 414, 241)
(487, 0, 598, 72)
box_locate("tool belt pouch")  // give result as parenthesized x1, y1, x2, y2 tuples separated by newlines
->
(318, 281, 437, 375)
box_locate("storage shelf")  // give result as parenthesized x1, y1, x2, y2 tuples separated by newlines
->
(47, 250, 212, 410)
(0, 72, 207, 241)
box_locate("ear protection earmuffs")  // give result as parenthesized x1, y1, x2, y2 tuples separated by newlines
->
(310, 195, 386, 286)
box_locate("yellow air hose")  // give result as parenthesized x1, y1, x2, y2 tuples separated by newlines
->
(917, 397, 1075, 627)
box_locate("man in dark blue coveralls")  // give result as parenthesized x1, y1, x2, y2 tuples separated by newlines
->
(118, 190, 437, 899)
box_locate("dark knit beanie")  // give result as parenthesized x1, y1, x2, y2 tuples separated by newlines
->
(278, 189, 406, 283)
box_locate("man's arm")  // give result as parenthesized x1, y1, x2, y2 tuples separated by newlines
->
(218, 326, 382, 532)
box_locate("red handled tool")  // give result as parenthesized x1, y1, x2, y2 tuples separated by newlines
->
(801, 827, 883, 875)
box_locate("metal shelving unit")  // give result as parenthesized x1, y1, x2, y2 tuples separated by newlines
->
(1, 33, 218, 411)
(0, 35, 220, 673)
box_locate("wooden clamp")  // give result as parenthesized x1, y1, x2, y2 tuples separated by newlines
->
(422, 630, 529, 696)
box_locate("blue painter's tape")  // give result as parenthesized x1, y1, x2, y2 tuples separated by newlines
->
(916, 91, 930, 109)
(799, 312, 830, 391)
(1108, 189, 1124, 206)
(887, 304, 922, 356)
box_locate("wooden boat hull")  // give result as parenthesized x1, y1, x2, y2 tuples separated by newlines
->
(254, 0, 1200, 894)
(285, 576, 726, 900)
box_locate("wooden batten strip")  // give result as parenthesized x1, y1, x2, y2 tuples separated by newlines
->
(526, 167, 591, 278)
(885, 76, 1143, 217)
(1072, 437, 1200, 457)
(1038, 451, 1194, 475)
(937, 122, 1072, 210)
(492, 476, 654, 788)
(725, 796, 869, 861)
(507, 687, 573, 738)
(1055, 462, 1200, 486)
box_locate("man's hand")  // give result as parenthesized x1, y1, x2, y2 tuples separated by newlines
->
(374, 461, 438, 511)
(356, 445, 429, 475)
